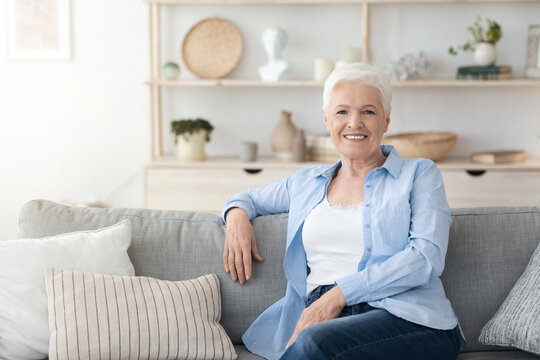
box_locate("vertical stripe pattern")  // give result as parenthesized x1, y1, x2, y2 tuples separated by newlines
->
(43, 269, 237, 360)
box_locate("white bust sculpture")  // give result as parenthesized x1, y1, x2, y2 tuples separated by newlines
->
(258, 27, 289, 82)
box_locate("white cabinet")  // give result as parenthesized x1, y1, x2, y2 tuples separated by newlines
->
(145, 157, 540, 213)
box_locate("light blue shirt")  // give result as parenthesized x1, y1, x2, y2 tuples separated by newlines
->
(222, 145, 464, 360)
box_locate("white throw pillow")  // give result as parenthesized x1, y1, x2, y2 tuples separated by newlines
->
(44, 269, 237, 360)
(0, 220, 135, 360)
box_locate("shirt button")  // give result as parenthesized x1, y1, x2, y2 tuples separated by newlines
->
(367, 248, 372, 252)
(366, 185, 371, 189)
(365, 204, 370, 207)
(366, 224, 370, 228)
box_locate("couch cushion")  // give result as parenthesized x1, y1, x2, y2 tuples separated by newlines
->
(442, 207, 540, 353)
(458, 351, 539, 359)
(19, 200, 288, 345)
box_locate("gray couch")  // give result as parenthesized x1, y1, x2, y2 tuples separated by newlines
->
(18, 200, 540, 359)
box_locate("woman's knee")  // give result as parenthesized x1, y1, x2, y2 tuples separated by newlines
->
(282, 324, 331, 360)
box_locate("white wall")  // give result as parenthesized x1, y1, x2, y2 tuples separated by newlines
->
(0, 0, 149, 239)
(1, 1, 539, 239)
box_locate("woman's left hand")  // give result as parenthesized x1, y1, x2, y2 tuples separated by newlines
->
(285, 286, 347, 350)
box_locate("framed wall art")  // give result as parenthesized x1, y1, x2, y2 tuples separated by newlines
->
(525, 25, 540, 78)
(6, 0, 71, 60)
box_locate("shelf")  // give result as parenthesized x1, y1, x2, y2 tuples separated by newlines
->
(147, 156, 540, 171)
(144, 0, 538, 4)
(146, 78, 540, 88)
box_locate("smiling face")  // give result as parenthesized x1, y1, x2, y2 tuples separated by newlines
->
(324, 82, 390, 162)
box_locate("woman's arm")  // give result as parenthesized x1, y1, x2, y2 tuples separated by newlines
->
(221, 176, 294, 223)
(335, 162, 452, 305)
(222, 176, 294, 284)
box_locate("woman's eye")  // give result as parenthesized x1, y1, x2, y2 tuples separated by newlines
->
(337, 110, 347, 115)
(363, 110, 375, 115)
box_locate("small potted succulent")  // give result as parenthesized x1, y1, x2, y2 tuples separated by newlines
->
(448, 17, 502, 66)
(171, 118, 214, 161)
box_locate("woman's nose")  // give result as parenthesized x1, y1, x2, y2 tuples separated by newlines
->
(347, 113, 364, 128)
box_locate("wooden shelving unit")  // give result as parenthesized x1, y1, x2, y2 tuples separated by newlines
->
(144, 0, 539, 4)
(144, 0, 540, 211)
(146, 0, 540, 160)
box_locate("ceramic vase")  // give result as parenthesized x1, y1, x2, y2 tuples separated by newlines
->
(474, 42, 497, 66)
(271, 110, 297, 161)
(292, 129, 307, 162)
(176, 130, 207, 161)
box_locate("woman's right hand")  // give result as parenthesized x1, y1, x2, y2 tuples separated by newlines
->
(223, 208, 264, 284)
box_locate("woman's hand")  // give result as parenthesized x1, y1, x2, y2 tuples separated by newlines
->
(285, 286, 347, 349)
(223, 208, 264, 284)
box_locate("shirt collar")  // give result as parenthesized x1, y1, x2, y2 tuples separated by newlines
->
(315, 145, 403, 180)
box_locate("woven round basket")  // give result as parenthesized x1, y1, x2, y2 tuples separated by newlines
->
(382, 132, 457, 161)
(182, 18, 244, 79)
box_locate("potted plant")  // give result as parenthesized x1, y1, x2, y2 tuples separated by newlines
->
(171, 118, 214, 161)
(448, 17, 502, 66)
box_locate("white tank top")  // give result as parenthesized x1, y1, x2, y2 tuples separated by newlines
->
(302, 196, 364, 297)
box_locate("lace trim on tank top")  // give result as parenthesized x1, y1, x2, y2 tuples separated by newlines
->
(324, 196, 363, 211)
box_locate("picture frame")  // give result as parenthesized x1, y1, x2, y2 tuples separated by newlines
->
(525, 25, 540, 78)
(6, 0, 71, 60)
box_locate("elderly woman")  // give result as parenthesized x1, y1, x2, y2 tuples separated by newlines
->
(221, 63, 466, 360)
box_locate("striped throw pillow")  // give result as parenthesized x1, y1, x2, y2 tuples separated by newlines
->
(44, 269, 237, 360)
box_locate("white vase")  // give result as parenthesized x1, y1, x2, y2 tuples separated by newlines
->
(176, 130, 207, 161)
(474, 42, 497, 66)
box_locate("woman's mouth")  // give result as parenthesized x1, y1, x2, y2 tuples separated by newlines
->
(344, 134, 367, 141)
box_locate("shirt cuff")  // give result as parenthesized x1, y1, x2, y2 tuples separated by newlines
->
(335, 272, 365, 306)
(221, 202, 256, 224)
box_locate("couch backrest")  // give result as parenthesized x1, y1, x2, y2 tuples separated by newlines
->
(19, 200, 540, 352)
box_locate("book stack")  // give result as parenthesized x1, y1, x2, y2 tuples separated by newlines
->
(306, 134, 340, 162)
(456, 65, 512, 80)
(471, 150, 525, 164)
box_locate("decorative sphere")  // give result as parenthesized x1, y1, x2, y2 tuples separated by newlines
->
(162, 62, 180, 79)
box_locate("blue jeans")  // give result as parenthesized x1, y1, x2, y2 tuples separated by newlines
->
(280, 284, 466, 360)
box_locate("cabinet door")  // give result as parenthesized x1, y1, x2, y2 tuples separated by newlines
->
(145, 167, 297, 214)
(441, 170, 540, 207)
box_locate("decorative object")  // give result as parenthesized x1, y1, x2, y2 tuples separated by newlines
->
(473, 42, 498, 66)
(306, 134, 340, 162)
(336, 46, 362, 67)
(240, 141, 258, 162)
(271, 110, 297, 161)
(7, 0, 71, 60)
(478, 240, 540, 355)
(0, 220, 134, 360)
(292, 129, 307, 162)
(182, 18, 243, 79)
(386, 52, 432, 81)
(471, 149, 525, 164)
(314, 58, 335, 82)
(456, 65, 512, 80)
(258, 27, 289, 82)
(448, 17, 502, 66)
(382, 132, 457, 161)
(171, 118, 214, 161)
(525, 25, 540, 78)
(162, 61, 180, 79)
(44, 270, 237, 360)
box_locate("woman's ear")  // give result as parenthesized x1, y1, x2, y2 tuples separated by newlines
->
(384, 114, 391, 133)
(324, 112, 329, 131)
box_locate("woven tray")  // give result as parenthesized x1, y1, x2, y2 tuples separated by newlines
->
(182, 18, 243, 79)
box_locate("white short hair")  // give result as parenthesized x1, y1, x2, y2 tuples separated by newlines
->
(322, 62, 392, 116)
